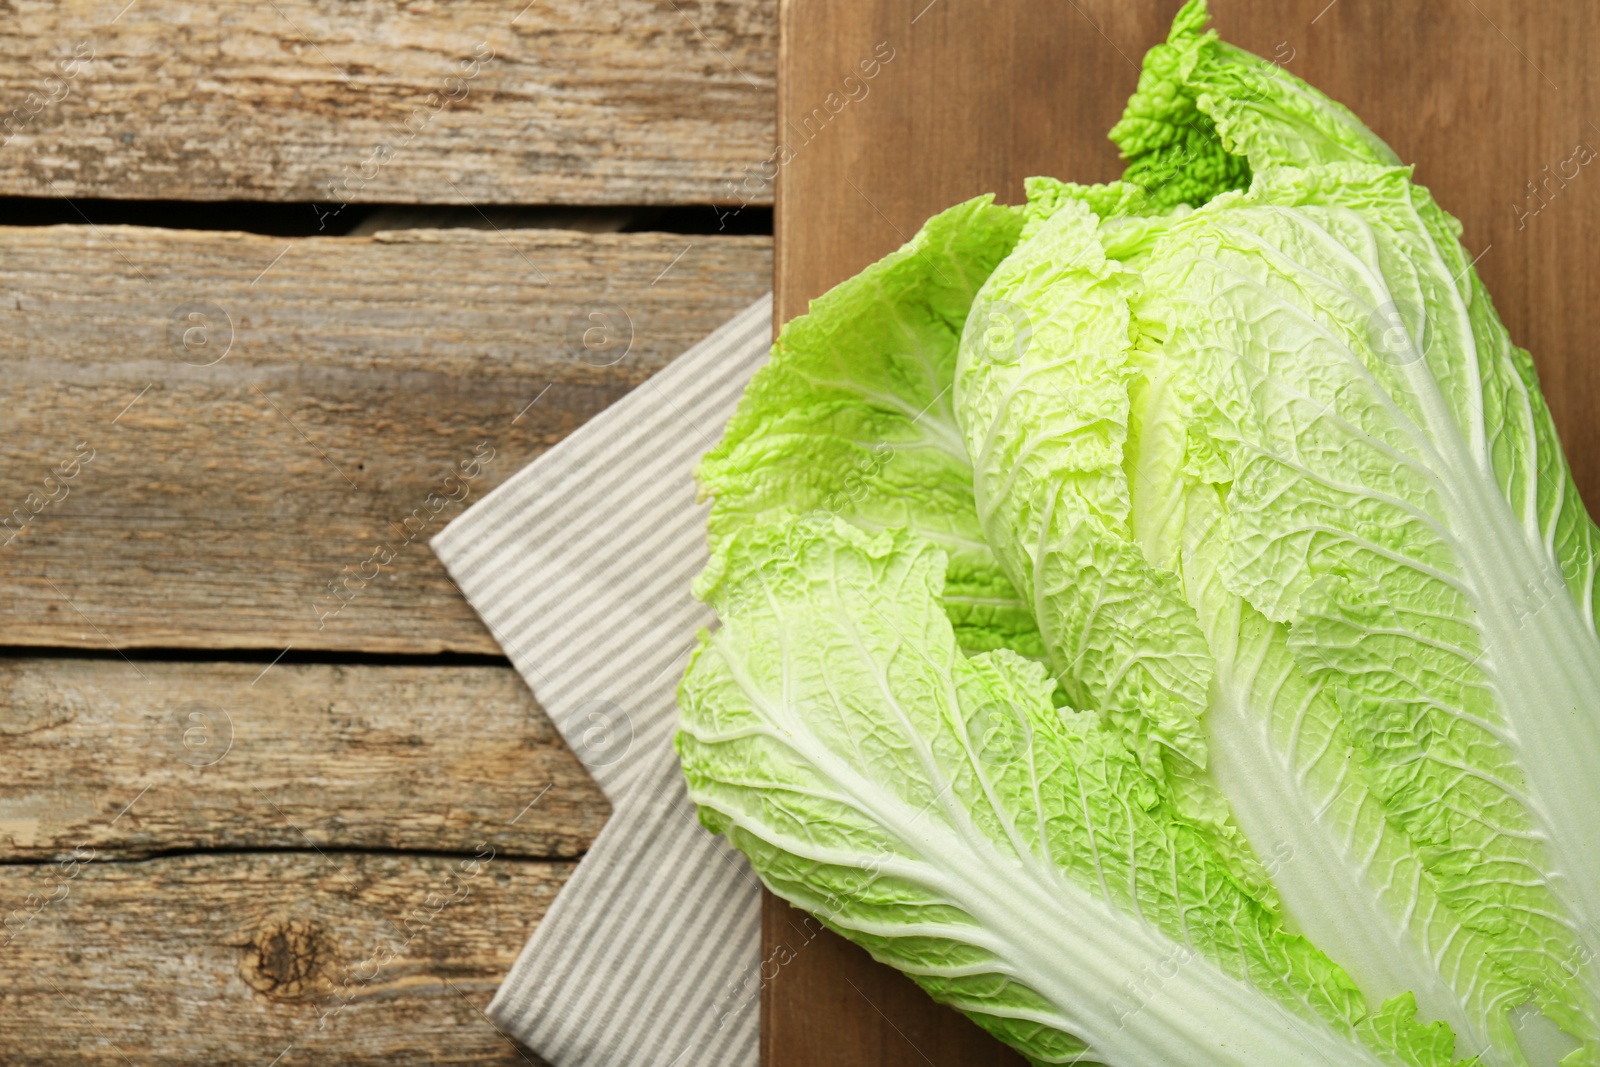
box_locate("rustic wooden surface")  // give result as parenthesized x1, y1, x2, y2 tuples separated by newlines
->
(0, 226, 770, 653)
(0, 222, 766, 1059)
(0, 0, 782, 1060)
(0, 851, 573, 1065)
(0, 0, 776, 206)
(0, 654, 609, 1064)
(0, 657, 610, 861)
(771, 0, 1600, 1063)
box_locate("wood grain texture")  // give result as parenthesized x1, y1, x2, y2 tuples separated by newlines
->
(771, 1, 1600, 1063)
(0, 0, 775, 205)
(0, 656, 610, 862)
(0, 225, 770, 653)
(0, 850, 569, 1066)
(0, 655, 603, 1063)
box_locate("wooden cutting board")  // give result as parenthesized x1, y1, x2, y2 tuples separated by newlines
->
(770, 0, 1600, 1063)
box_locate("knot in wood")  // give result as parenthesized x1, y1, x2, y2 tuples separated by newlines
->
(243, 919, 334, 999)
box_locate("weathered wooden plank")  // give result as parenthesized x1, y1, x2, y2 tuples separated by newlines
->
(0, 656, 609, 862)
(0, 851, 567, 1065)
(772, 0, 1600, 1064)
(0, 0, 775, 206)
(0, 225, 771, 653)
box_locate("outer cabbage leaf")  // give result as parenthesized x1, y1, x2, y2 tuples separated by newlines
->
(959, 176, 1536, 1065)
(697, 196, 1041, 656)
(1135, 163, 1600, 1062)
(1183, 481, 1534, 1067)
(677, 515, 1460, 1067)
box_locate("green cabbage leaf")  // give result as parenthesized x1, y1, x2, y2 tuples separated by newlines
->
(678, 516, 1459, 1067)
(697, 195, 1041, 657)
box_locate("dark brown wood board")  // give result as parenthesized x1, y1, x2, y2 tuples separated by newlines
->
(770, 1, 1600, 1064)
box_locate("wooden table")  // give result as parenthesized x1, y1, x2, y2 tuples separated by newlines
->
(0, 3, 772, 1063)
(772, 1, 1600, 1064)
(4, 2, 1599, 1066)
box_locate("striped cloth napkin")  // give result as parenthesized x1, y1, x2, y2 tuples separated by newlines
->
(431, 296, 773, 1067)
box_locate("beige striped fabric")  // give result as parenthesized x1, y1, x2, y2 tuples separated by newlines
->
(430, 295, 771, 1066)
